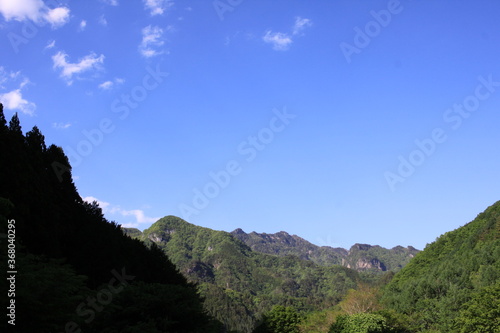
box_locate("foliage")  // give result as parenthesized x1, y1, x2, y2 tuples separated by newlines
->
(0, 106, 219, 332)
(136, 215, 361, 332)
(254, 306, 302, 333)
(231, 229, 419, 273)
(455, 280, 500, 333)
(298, 308, 344, 333)
(329, 313, 389, 333)
(382, 200, 500, 332)
(338, 285, 381, 315)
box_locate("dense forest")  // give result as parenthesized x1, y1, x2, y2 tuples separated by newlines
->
(0, 105, 221, 332)
(125, 217, 418, 332)
(0, 104, 498, 333)
(230, 229, 419, 272)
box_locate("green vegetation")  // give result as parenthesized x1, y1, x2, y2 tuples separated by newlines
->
(329, 313, 388, 333)
(0, 106, 219, 332)
(298, 201, 500, 333)
(133, 216, 360, 332)
(382, 200, 500, 332)
(231, 229, 419, 272)
(2, 103, 498, 332)
(254, 305, 303, 333)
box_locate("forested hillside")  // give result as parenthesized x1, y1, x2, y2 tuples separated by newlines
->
(0, 106, 220, 333)
(231, 229, 419, 272)
(1, 104, 497, 333)
(296, 202, 500, 333)
(382, 200, 500, 332)
(129, 216, 361, 332)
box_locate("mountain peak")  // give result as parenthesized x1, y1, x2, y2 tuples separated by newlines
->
(232, 228, 246, 235)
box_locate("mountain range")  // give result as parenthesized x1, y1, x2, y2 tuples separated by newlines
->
(230, 228, 419, 271)
(123, 217, 419, 332)
(125, 222, 419, 274)
(1, 106, 498, 333)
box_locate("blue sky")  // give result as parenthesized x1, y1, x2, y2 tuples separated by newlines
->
(1, 0, 499, 250)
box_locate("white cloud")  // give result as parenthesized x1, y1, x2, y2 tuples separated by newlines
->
(143, 0, 174, 16)
(139, 25, 165, 58)
(98, 77, 125, 90)
(98, 80, 113, 90)
(262, 31, 292, 51)
(79, 20, 87, 31)
(52, 51, 105, 85)
(0, 0, 44, 22)
(262, 17, 312, 51)
(82, 196, 160, 226)
(0, 89, 35, 115)
(98, 15, 107, 26)
(52, 122, 72, 129)
(83, 196, 110, 210)
(0, 0, 70, 28)
(121, 209, 158, 224)
(0, 68, 35, 115)
(292, 17, 312, 35)
(45, 39, 56, 50)
(45, 6, 70, 28)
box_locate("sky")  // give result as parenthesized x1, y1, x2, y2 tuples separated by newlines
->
(1, 0, 499, 251)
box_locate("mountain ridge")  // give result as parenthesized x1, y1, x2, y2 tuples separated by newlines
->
(229, 227, 419, 272)
(125, 220, 419, 273)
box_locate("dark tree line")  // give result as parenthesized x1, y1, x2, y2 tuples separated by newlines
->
(0, 104, 221, 332)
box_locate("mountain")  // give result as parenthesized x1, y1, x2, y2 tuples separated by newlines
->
(128, 216, 362, 333)
(125, 217, 419, 332)
(230, 229, 419, 272)
(0, 107, 220, 333)
(382, 200, 500, 332)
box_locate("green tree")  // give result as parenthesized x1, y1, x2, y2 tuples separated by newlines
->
(329, 313, 389, 333)
(254, 305, 302, 333)
(455, 281, 500, 333)
(338, 284, 381, 315)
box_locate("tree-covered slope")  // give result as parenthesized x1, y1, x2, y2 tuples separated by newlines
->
(382, 200, 500, 332)
(134, 216, 361, 333)
(0, 106, 219, 333)
(231, 229, 419, 272)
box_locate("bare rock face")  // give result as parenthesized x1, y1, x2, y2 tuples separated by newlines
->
(148, 232, 165, 243)
(353, 258, 387, 271)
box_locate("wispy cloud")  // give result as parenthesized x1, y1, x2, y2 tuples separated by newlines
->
(52, 51, 105, 85)
(79, 20, 87, 31)
(143, 0, 174, 16)
(139, 25, 165, 58)
(83, 196, 160, 228)
(52, 122, 72, 129)
(101, 0, 119, 6)
(0, 67, 35, 115)
(0, 0, 70, 28)
(0, 89, 35, 116)
(263, 31, 293, 51)
(292, 17, 312, 35)
(45, 39, 56, 50)
(45, 7, 70, 28)
(262, 16, 312, 51)
(98, 15, 107, 26)
(98, 77, 125, 90)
